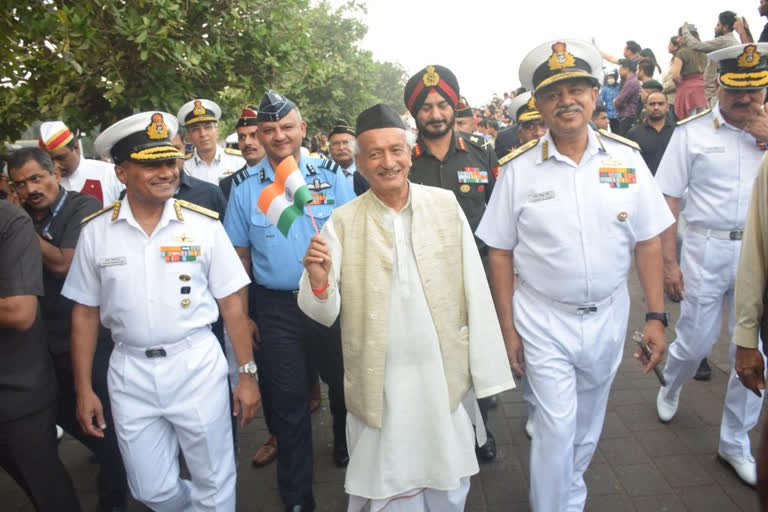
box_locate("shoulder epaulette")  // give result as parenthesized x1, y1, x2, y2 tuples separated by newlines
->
(597, 129, 641, 151)
(676, 108, 713, 126)
(498, 139, 539, 166)
(318, 157, 340, 173)
(466, 134, 490, 150)
(184, 152, 194, 160)
(175, 199, 219, 220)
(80, 201, 120, 225)
(224, 147, 242, 156)
(231, 165, 251, 187)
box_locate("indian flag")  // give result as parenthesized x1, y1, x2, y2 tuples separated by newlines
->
(257, 156, 313, 237)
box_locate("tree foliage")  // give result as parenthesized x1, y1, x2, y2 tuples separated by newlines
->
(0, 0, 408, 143)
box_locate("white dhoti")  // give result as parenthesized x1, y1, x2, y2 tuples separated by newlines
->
(347, 477, 470, 512)
(662, 231, 765, 458)
(108, 328, 236, 511)
(515, 282, 630, 512)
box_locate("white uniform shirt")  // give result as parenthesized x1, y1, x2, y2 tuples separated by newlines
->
(60, 158, 124, 206)
(476, 128, 673, 304)
(655, 105, 764, 231)
(62, 197, 249, 347)
(183, 146, 245, 185)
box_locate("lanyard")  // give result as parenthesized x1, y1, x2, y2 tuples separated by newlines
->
(41, 190, 69, 240)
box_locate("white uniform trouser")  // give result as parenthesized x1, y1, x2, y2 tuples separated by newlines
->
(662, 231, 765, 458)
(108, 328, 236, 511)
(515, 283, 629, 512)
(347, 476, 470, 512)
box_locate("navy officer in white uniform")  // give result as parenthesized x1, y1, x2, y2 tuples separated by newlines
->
(63, 111, 261, 511)
(655, 43, 768, 486)
(477, 40, 673, 512)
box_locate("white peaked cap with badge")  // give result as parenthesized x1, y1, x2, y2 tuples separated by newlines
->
(94, 111, 182, 164)
(508, 91, 541, 123)
(708, 43, 768, 90)
(519, 39, 603, 93)
(176, 98, 222, 127)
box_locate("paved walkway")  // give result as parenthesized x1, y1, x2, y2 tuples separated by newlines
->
(2, 272, 763, 511)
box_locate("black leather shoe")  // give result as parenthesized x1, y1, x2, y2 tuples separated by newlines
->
(476, 429, 496, 462)
(285, 502, 315, 512)
(694, 358, 712, 381)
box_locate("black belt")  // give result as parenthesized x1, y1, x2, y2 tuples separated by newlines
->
(252, 285, 300, 299)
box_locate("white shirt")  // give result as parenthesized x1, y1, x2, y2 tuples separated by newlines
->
(60, 158, 124, 206)
(183, 146, 245, 185)
(300, 195, 480, 499)
(477, 128, 673, 304)
(62, 197, 249, 346)
(655, 104, 763, 231)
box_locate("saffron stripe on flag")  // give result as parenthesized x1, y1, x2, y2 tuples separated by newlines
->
(256, 156, 314, 237)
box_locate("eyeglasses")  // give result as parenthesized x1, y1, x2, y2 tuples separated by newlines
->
(330, 140, 351, 148)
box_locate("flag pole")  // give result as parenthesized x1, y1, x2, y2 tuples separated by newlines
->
(306, 202, 320, 234)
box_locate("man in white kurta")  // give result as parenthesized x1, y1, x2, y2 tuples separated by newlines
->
(298, 104, 515, 511)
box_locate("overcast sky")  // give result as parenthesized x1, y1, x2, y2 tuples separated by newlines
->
(350, 0, 764, 108)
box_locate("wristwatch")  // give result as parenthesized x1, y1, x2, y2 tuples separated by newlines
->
(238, 361, 258, 378)
(645, 312, 669, 327)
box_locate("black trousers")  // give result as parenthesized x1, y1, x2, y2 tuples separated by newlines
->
(0, 403, 81, 512)
(302, 314, 347, 448)
(52, 342, 128, 507)
(252, 287, 314, 507)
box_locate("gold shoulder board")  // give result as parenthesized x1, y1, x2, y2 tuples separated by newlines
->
(597, 129, 641, 151)
(175, 199, 219, 220)
(80, 201, 120, 225)
(676, 108, 713, 126)
(498, 138, 540, 166)
(224, 148, 242, 156)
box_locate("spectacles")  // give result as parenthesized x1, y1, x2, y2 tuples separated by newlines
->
(330, 140, 351, 148)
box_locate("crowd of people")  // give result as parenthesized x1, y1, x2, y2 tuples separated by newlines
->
(5, 4, 768, 512)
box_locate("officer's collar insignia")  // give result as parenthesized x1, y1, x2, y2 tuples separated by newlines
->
(713, 117, 721, 130)
(192, 100, 206, 116)
(146, 113, 168, 140)
(413, 142, 423, 158)
(310, 178, 331, 191)
(422, 65, 440, 87)
(174, 201, 184, 221)
(547, 42, 577, 71)
(527, 96, 536, 110)
(111, 200, 121, 221)
(307, 164, 317, 175)
(541, 139, 549, 160)
(737, 45, 760, 68)
(457, 136, 467, 152)
(259, 169, 266, 182)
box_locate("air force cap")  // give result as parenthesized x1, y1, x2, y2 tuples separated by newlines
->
(519, 40, 602, 94)
(94, 112, 182, 164)
(709, 43, 768, 90)
(256, 90, 297, 122)
(176, 99, 221, 127)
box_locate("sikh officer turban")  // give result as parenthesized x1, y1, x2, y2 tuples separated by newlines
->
(403, 65, 460, 116)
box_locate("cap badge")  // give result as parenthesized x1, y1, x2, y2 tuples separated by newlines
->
(192, 100, 206, 116)
(423, 65, 440, 87)
(527, 96, 536, 110)
(548, 42, 576, 71)
(146, 113, 168, 140)
(737, 45, 760, 68)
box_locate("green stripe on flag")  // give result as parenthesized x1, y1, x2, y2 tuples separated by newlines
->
(275, 185, 313, 236)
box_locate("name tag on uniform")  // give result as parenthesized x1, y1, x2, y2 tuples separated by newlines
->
(528, 190, 555, 203)
(599, 167, 636, 188)
(702, 146, 726, 154)
(99, 256, 127, 267)
(160, 245, 201, 262)
(457, 168, 489, 184)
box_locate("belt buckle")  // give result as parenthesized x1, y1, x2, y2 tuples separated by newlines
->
(145, 348, 167, 358)
(729, 231, 743, 241)
(576, 305, 598, 315)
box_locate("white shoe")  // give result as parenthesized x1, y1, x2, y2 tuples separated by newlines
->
(656, 386, 680, 423)
(524, 418, 533, 439)
(718, 451, 757, 486)
(56, 425, 64, 441)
